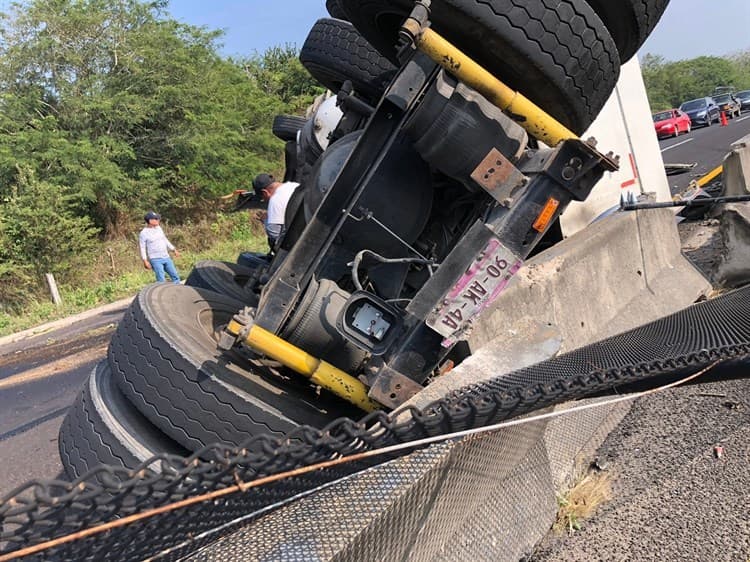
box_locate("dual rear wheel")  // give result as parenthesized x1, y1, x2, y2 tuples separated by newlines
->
(334, 0, 670, 133)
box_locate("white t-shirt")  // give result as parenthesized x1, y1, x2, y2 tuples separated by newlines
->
(139, 225, 175, 260)
(267, 181, 299, 226)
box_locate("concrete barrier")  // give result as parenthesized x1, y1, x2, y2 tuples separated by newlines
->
(714, 204, 750, 288)
(723, 134, 750, 197)
(469, 207, 711, 353)
(186, 210, 711, 561)
(713, 135, 750, 288)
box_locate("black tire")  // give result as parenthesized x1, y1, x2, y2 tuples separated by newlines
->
(283, 139, 298, 182)
(325, 0, 348, 19)
(272, 114, 307, 142)
(585, 0, 670, 62)
(59, 361, 187, 480)
(338, 0, 620, 134)
(237, 251, 271, 269)
(108, 283, 363, 452)
(185, 260, 259, 304)
(299, 18, 397, 102)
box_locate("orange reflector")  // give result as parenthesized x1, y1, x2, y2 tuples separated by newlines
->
(533, 197, 560, 233)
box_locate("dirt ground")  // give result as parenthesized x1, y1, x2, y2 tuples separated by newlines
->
(529, 210, 750, 562)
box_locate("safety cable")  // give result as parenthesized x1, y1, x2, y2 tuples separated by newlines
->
(0, 361, 719, 562)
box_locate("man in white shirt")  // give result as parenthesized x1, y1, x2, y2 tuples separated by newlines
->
(139, 211, 181, 283)
(252, 173, 300, 248)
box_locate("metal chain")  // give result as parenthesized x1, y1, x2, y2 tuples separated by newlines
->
(1, 288, 749, 560)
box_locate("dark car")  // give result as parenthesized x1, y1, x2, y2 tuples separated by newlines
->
(736, 90, 750, 112)
(679, 97, 720, 127)
(713, 93, 741, 118)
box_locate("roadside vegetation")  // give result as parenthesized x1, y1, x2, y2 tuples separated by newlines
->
(2, 0, 747, 337)
(642, 50, 750, 110)
(554, 470, 613, 535)
(0, 211, 268, 336)
(0, 0, 322, 336)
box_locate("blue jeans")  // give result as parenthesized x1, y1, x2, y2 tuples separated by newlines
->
(149, 257, 181, 283)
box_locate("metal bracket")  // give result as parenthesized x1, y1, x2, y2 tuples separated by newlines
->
(368, 366, 424, 409)
(470, 147, 528, 207)
(218, 307, 256, 351)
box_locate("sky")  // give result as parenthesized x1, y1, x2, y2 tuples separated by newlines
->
(164, 0, 750, 62)
(638, 0, 750, 60)
(166, 1, 329, 57)
(0, 0, 745, 62)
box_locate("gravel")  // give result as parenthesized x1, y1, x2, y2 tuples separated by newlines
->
(529, 212, 750, 562)
(531, 376, 750, 562)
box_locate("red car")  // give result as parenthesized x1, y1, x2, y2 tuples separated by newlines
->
(653, 109, 692, 138)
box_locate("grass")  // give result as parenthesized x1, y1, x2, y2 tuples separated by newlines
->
(0, 211, 268, 338)
(553, 470, 613, 536)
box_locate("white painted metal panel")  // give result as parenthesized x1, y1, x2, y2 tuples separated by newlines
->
(561, 58, 670, 236)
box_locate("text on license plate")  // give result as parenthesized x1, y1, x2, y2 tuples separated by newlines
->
(427, 238, 522, 340)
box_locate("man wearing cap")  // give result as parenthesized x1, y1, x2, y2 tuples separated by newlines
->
(252, 173, 300, 249)
(139, 211, 181, 283)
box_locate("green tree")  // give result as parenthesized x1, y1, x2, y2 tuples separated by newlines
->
(242, 45, 325, 113)
(0, 168, 99, 307)
(642, 53, 745, 110)
(0, 0, 320, 237)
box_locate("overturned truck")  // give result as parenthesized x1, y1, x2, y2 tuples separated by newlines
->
(7, 0, 750, 559)
(59, 0, 675, 471)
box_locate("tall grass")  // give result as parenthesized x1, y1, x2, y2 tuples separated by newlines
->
(0, 211, 267, 338)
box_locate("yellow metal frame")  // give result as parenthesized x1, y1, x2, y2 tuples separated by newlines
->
(226, 320, 380, 412)
(221, 20, 590, 414)
(410, 25, 577, 147)
(697, 165, 722, 187)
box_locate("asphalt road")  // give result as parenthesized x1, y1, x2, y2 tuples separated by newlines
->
(658, 112, 750, 195)
(531, 372, 750, 562)
(1, 121, 749, 557)
(0, 304, 127, 498)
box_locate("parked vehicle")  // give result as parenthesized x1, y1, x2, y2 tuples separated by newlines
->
(736, 90, 750, 112)
(679, 97, 720, 127)
(652, 108, 691, 138)
(713, 86, 735, 97)
(713, 93, 741, 119)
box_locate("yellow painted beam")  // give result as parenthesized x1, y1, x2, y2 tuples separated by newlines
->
(226, 320, 380, 412)
(415, 27, 577, 146)
(697, 165, 723, 187)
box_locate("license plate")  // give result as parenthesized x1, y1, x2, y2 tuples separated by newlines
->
(427, 238, 522, 343)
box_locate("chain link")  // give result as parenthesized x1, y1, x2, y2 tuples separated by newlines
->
(1, 288, 749, 560)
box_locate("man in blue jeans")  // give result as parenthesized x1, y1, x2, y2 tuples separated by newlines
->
(139, 211, 181, 283)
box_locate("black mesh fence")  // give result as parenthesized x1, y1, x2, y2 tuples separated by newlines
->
(2, 286, 749, 561)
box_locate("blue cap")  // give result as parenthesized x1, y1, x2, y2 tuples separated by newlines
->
(144, 211, 161, 222)
(252, 174, 274, 196)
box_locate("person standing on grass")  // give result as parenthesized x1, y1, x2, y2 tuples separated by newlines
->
(139, 211, 181, 283)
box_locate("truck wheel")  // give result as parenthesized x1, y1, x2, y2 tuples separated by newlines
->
(272, 114, 307, 142)
(326, 0, 348, 20)
(185, 260, 259, 305)
(283, 139, 298, 181)
(585, 0, 671, 62)
(59, 361, 187, 480)
(108, 284, 363, 452)
(337, 0, 620, 134)
(299, 18, 397, 103)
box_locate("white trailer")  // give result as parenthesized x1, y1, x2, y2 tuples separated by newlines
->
(561, 58, 670, 236)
